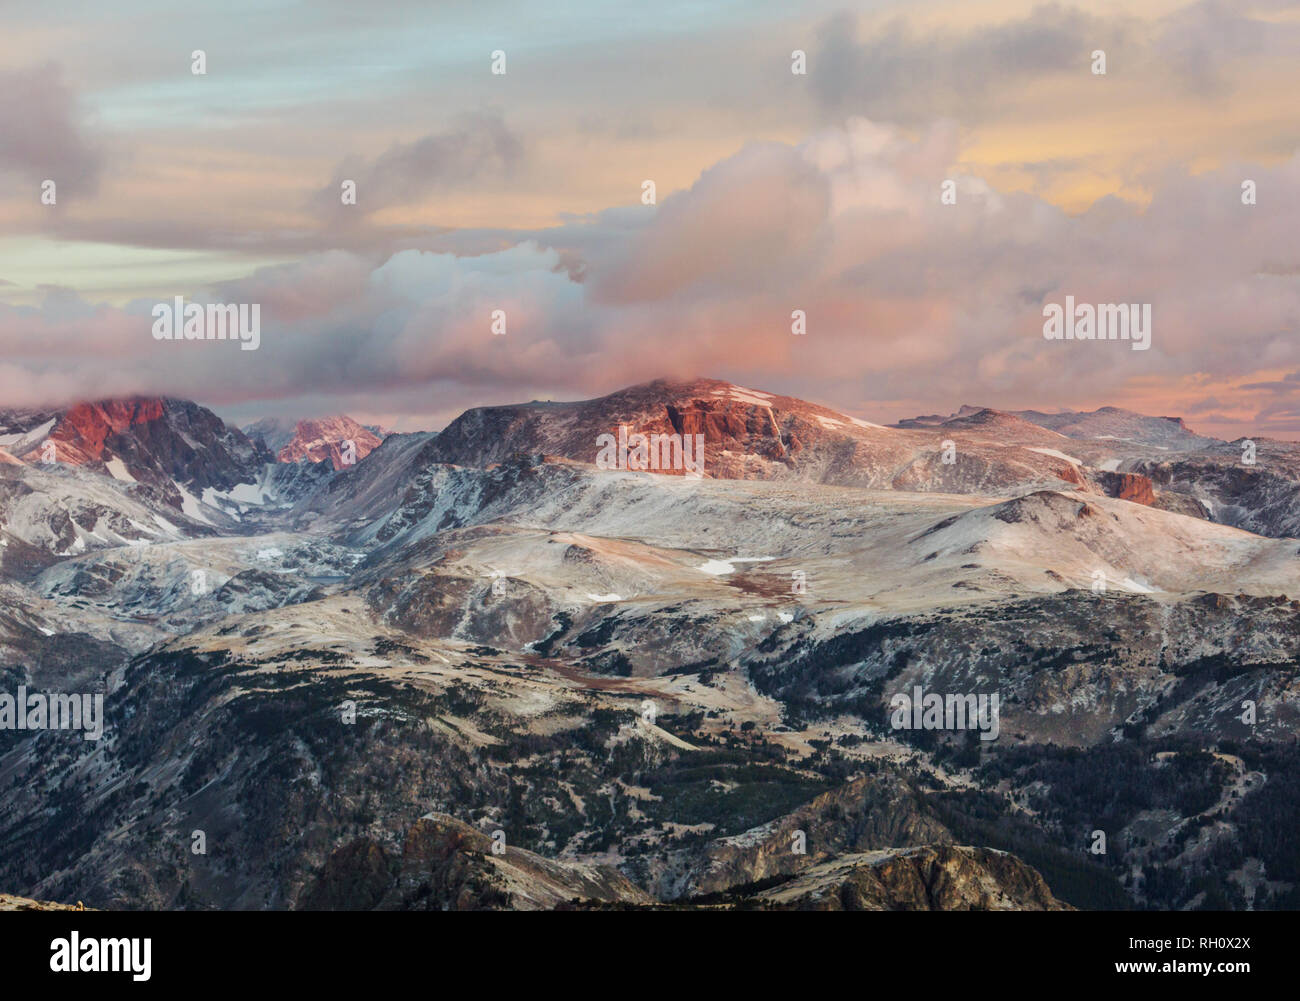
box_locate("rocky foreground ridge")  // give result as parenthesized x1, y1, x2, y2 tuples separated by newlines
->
(299, 814, 1067, 911)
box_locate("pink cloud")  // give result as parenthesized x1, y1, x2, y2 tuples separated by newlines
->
(0, 119, 1298, 437)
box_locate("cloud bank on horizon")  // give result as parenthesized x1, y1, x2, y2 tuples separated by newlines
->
(1, 0, 1299, 438)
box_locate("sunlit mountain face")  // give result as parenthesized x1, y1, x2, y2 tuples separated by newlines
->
(2, 377, 1298, 911)
(1, 0, 1299, 918)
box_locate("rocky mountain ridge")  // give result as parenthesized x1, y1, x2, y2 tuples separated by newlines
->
(3, 377, 1299, 912)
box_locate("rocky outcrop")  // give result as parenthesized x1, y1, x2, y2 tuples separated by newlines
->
(277, 417, 383, 471)
(1134, 452, 1300, 538)
(1, 397, 270, 496)
(297, 821, 1068, 912)
(1010, 406, 1208, 450)
(213, 569, 325, 614)
(0, 893, 91, 911)
(298, 840, 395, 911)
(25, 399, 167, 466)
(301, 815, 654, 911)
(423, 378, 1107, 494)
(751, 846, 1070, 911)
(643, 774, 953, 900)
(1097, 470, 1157, 506)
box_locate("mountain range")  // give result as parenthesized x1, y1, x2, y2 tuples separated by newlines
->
(1, 377, 1297, 911)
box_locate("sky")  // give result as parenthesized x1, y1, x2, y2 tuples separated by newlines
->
(1, 0, 1299, 438)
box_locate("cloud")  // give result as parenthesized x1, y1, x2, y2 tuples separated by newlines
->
(810, 5, 1133, 121)
(589, 140, 831, 304)
(1154, 0, 1285, 96)
(4, 0, 1298, 275)
(0, 63, 102, 192)
(808, 1, 1300, 120)
(1, 117, 1299, 437)
(311, 112, 523, 218)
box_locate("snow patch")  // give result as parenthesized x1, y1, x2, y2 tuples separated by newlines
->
(719, 386, 774, 407)
(152, 513, 180, 534)
(1028, 447, 1083, 466)
(174, 482, 213, 525)
(204, 480, 271, 508)
(105, 457, 136, 483)
(0, 418, 56, 457)
(697, 556, 775, 575)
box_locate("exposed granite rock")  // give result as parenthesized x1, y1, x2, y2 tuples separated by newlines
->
(1097, 470, 1157, 506)
(301, 815, 655, 911)
(644, 773, 952, 900)
(752, 846, 1071, 911)
(0, 893, 91, 911)
(299, 839, 395, 911)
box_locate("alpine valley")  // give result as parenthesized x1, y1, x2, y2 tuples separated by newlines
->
(2, 377, 1298, 911)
